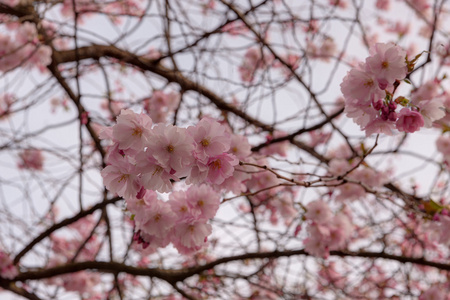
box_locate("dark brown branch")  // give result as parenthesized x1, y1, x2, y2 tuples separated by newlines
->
(53, 45, 274, 132)
(0, 279, 42, 300)
(13, 197, 122, 264)
(13, 249, 450, 285)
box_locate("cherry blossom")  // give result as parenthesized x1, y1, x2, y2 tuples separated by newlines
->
(395, 108, 425, 133)
(0, 250, 17, 279)
(18, 149, 44, 171)
(366, 43, 407, 88)
(146, 124, 195, 175)
(305, 200, 333, 224)
(101, 157, 141, 200)
(144, 90, 180, 123)
(112, 109, 153, 151)
(188, 117, 231, 164)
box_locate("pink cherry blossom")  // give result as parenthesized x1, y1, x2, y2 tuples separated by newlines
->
(318, 262, 348, 290)
(329, 0, 347, 9)
(344, 99, 380, 129)
(386, 21, 410, 37)
(246, 161, 280, 194)
(206, 153, 239, 185)
(173, 221, 212, 252)
(304, 207, 353, 258)
(411, 79, 441, 104)
(168, 190, 193, 221)
(364, 117, 395, 136)
(419, 284, 448, 300)
(306, 37, 337, 62)
(275, 53, 301, 78)
(395, 108, 425, 133)
(335, 183, 366, 202)
(15, 22, 38, 44)
(239, 48, 265, 83)
(438, 215, 450, 245)
(146, 124, 194, 175)
(62, 271, 101, 294)
(185, 160, 209, 185)
(136, 152, 178, 193)
(101, 158, 141, 200)
(25, 44, 52, 72)
(340, 64, 385, 104)
(0, 250, 17, 279)
(328, 158, 352, 176)
(100, 99, 123, 117)
(112, 109, 153, 151)
(376, 0, 390, 10)
(144, 90, 180, 123)
(365, 43, 407, 88)
(221, 20, 249, 36)
(409, 0, 430, 11)
(217, 165, 251, 194)
(353, 167, 386, 188)
(228, 134, 252, 160)
(417, 99, 445, 127)
(272, 194, 297, 225)
(308, 130, 331, 147)
(304, 224, 330, 258)
(144, 46, 161, 60)
(136, 231, 171, 251)
(138, 197, 177, 238)
(18, 149, 44, 171)
(1, 264, 18, 279)
(126, 189, 158, 216)
(259, 131, 290, 157)
(328, 213, 353, 250)
(188, 117, 231, 164)
(304, 200, 333, 224)
(436, 135, 450, 157)
(186, 184, 220, 221)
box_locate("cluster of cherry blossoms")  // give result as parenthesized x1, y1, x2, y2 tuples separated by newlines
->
(303, 200, 353, 258)
(421, 211, 450, 247)
(341, 42, 445, 136)
(0, 250, 18, 279)
(436, 134, 450, 167)
(238, 48, 269, 83)
(305, 37, 337, 62)
(143, 90, 180, 124)
(239, 48, 301, 83)
(100, 109, 253, 253)
(129, 186, 220, 255)
(45, 215, 102, 298)
(328, 156, 389, 202)
(0, 22, 51, 73)
(17, 149, 44, 171)
(419, 283, 450, 300)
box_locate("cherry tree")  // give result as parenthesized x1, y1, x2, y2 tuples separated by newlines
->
(0, 0, 449, 299)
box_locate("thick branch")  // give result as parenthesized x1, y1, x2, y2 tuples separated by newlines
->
(54, 45, 274, 132)
(13, 249, 450, 285)
(13, 197, 122, 264)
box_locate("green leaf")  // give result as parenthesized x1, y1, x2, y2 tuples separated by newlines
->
(422, 200, 443, 215)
